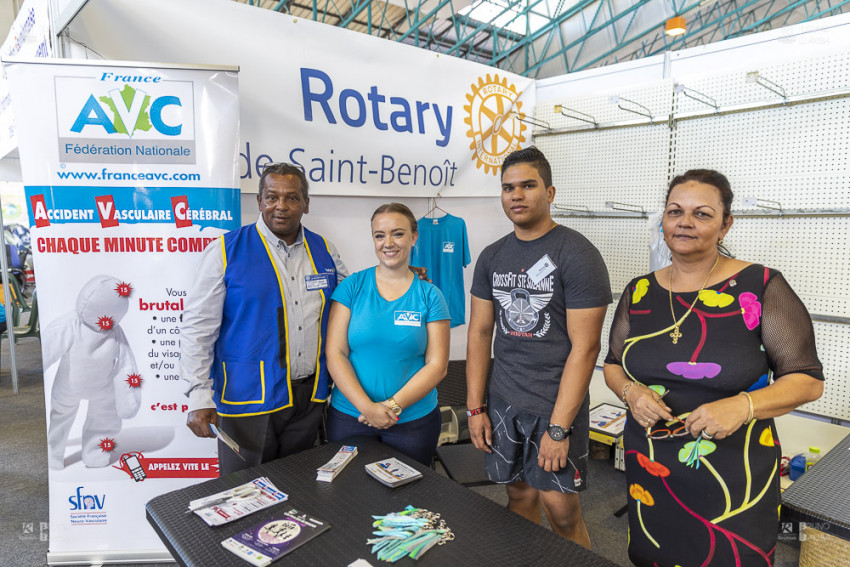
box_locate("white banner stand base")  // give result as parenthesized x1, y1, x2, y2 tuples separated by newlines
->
(48, 549, 174, 565)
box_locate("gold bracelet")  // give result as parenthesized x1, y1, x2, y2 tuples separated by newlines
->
(739, 391, 754, 424)
(621, 382, 637, 407)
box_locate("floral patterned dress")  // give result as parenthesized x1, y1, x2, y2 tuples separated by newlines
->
(606, 264, 823, 567)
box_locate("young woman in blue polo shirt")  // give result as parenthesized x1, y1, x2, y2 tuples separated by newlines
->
(325, 203, 450, 465)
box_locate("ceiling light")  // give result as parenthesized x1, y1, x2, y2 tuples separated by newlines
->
(665, 16, 686, 36)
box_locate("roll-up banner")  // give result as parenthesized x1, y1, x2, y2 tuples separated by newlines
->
(4, 58, 240, 563)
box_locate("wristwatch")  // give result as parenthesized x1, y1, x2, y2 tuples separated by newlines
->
(547, 424, 573, 441)
(385, 397, 403, 416)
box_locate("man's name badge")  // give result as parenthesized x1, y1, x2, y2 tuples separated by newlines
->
(305, 273, 331, 291)
(527, 254, 557, 285)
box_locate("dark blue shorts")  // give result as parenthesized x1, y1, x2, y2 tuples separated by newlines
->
(485, 394, 589, 493)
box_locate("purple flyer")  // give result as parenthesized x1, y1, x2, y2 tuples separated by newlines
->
(221, 508, 330, 566)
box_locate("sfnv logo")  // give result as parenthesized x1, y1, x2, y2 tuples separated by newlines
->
(70, 83, 182, 138)
(394, 311, 422, 327)
(68, 486, 106, 511)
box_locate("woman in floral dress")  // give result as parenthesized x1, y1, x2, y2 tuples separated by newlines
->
(604, 170, 824, 566)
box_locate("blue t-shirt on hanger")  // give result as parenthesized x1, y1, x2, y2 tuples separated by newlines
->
(411, 213, 471, 327)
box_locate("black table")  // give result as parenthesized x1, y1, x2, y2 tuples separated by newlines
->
(782, 432, 850, 541)
(147, 437, 617, 566)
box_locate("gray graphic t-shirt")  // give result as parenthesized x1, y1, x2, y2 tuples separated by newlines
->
(471, 225, 612, 417)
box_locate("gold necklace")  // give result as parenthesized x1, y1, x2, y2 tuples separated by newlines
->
(668, 255, 720, 344)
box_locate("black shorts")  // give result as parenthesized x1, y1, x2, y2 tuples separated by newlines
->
(485, 394, 589, 493)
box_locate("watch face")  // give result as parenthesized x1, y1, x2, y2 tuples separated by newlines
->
(386, 399, 402, 415)
(548, 425, 565, 441)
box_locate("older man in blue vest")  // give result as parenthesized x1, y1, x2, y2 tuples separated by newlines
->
(181, 163, 347, 475)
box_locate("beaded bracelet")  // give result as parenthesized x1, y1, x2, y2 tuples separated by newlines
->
(739, 391, 755, 424)
(466, 406, 487, 417)
(621, 382, 637, 407)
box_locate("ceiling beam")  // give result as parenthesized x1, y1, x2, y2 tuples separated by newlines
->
(397, 0, 456, 42)
(486, 0, 599, 66)
(521, 0, 658, 76)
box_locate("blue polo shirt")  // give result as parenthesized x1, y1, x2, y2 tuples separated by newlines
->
(329, 267, 450, 423)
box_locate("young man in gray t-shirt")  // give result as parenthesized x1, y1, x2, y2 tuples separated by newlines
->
(467, 146, 611, 549)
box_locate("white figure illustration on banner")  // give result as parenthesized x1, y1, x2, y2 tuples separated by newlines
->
(45, 275, 142, 469)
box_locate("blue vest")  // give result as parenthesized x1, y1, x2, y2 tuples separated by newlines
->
(212, 224, 337, 416)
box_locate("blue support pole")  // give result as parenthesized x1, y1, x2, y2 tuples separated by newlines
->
(733, 0, 832, 36)
(340, 0, 373, 27)
(803, 0, 850, 20)
(446, 0, 540, 57)
(524, 0, 661, 75)
(570, 0, 609, 69)
(396, 0, 456, 42)
(488, 0, 600, 66)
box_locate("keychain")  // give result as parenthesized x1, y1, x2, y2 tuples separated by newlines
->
(367, 506, 454, 562)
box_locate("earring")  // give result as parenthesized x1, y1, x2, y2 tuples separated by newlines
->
(718, 237, 724, 246)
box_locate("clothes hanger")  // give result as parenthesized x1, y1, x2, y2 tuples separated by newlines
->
(425, 195, 449, 219)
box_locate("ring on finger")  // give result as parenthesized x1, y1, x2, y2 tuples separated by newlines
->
(701, 430, 713, 440)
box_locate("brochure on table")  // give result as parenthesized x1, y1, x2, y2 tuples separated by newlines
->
(189, 477, 288, 527)
(222, 508, 330, 566)
(365, 457, 423, 487)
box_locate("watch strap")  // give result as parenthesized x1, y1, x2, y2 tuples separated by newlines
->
(547, 423, 573, 441)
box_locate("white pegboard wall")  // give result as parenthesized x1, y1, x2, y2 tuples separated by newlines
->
(554, 217, 648, 294)
(536, 79, 675, 131)
(536, 126, 670, 211)
(555, 217, 647, 368)
(674, 50, 850, 115)
(538, 51, 850, 421)
(721, 218, 849, 318)
(801, 323, 850, 421)
(672, 98, 850, 210)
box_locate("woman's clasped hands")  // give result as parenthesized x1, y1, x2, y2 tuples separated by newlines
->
(357, 401, 400, 429)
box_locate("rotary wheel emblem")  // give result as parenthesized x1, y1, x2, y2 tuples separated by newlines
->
(464, 74, 528, 175)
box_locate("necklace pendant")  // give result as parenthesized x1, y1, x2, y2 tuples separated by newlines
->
(670, 327, 683, 344)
